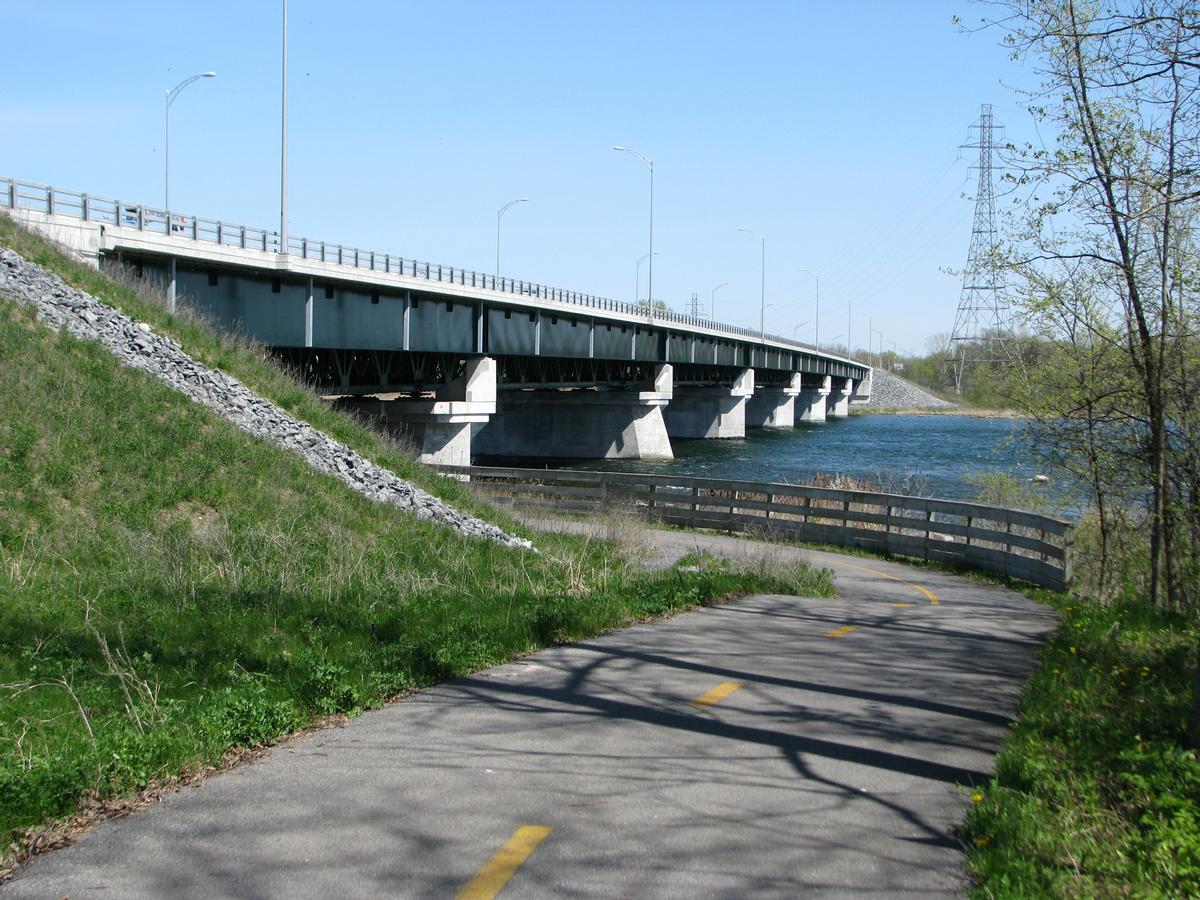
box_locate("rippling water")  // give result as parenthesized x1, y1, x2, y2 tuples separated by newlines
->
(481, 413, 1082, 516)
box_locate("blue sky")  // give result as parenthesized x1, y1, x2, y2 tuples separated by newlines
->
(1, 1, 1038, 354)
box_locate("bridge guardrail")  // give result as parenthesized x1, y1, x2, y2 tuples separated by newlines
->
(1, 176, 859, 366)
(435, 465, 1075, 592)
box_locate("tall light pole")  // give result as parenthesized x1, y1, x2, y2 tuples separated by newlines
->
(847, 296, 853, 359)
(738, 227, 766, 339)
(798, 268, 819, 348)
(164, 71, 216, 210)
(496, 197, 528, 277)
(280, 0, 288, 253)
(636, 251, 658, 305)
(614, 146, 654, 309)
(710, 282, 728, 321)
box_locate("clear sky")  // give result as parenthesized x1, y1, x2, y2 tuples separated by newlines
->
(1, 1, 1039, 354)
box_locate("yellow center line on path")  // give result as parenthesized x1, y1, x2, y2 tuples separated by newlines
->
(691, 681, 743, 707)
(838, 561, 941, 605)
(892, 602, 913, 608)
(825, 625, 858, 638)
(457, 825, 553, 900)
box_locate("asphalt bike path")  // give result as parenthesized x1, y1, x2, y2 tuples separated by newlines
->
(4, 528, 1057, 898)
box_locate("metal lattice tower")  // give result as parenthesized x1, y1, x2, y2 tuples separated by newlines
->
(687, 291, 703, 317)
(948, 104, 1014, 393)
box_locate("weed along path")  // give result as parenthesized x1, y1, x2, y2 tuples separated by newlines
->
(3, 532, 1056, 898)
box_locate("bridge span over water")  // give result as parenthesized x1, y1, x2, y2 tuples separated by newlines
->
(3, 177, 870, 465)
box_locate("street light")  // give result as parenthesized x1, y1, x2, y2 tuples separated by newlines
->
(636, 251, 659, 305)
(164, 70, 216, 210)
(281, 0, 288, 252)
(798, 268, 819, 348)
(496, 197, 528, 277)
(738, 227, 766, 339)
(614, 146, 654, 311)
(792, 321, 810, 341)
(710, 282, 729, 321)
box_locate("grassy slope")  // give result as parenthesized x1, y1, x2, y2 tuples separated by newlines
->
(0, 222, 833, 864)
(0, 214, 505, 527)
(963, 592, 1200, 896)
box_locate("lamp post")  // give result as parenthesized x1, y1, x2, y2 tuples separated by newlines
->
(496, 197, 528, 277)
(614, 146, 654, 310)
(737, 227, 766, 339)
(281, 0, 288, 253)
(798, 268, 819, 348)
(164, 71, 216, 210)
(847, 296, 853, 360)
(792, 321, 809, 341)
(636, 251, 658, 305)
(710, 282, 728, 321)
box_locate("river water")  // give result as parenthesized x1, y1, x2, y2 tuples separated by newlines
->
(482, 413, 1083, 517)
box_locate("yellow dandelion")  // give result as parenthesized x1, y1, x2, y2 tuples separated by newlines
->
(971, 793, 984, 803)
(1070, 646, 1077, 654)
(974, 838, 990, 848)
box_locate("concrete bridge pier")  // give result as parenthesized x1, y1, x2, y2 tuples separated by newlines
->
(827, 377, 855, 418)
(337, 357, 497, 466)
(746, 372, 802, 429)
(472, 364, 674, 460)
(664, 368, 754, 439)
(797, 375, 832, 423)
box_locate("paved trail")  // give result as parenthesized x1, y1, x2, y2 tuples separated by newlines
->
(4, 529, 1057, 898)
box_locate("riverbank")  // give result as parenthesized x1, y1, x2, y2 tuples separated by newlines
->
(851, 405, 1029, 419)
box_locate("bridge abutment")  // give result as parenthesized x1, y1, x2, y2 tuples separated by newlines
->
(663, 368, 754, 439)
(473, 364, 674, 460)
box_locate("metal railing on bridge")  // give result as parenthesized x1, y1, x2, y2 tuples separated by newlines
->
(1, 176, 849, 361)
(434, 465, 1075, 592)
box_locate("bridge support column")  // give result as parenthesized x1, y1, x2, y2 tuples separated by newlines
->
(827, 377, 855, 418)
(664, 368, 754, 439)
(797, 375, 832, 422)
(746, 372, 802, 429)
(336, 357, 497, 467)
(473, 365, 674, 460)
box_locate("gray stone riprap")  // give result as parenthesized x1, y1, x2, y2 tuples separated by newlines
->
(0, 247, 532, 550)
(863, 368, 956, 409)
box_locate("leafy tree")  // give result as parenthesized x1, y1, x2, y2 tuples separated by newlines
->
(976, 0, 1200, 610)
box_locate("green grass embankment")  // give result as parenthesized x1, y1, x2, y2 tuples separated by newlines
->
(963, 592, 1200, 896)
(0, 222, 834, 871)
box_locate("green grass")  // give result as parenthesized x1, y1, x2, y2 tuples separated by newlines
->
(0, 213, 504, 527)
(963, 593, 1200, 896)
(0, 222, 834, 872)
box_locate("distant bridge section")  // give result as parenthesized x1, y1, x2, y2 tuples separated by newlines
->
(3, 177, 870, 464)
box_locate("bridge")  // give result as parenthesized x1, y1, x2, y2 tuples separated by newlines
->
(2, 177, 870, 465)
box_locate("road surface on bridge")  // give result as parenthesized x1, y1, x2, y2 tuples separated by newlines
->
(3, 533, 1056, 898)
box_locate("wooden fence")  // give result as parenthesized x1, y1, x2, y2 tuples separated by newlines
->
(435, 465, 1075, 592)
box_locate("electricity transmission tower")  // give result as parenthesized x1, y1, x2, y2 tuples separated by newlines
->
(687, 292, 704, 317)
(948, 103, 1014, 393)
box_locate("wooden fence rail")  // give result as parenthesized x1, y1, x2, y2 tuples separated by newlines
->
(435, 465, 1075, 592)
